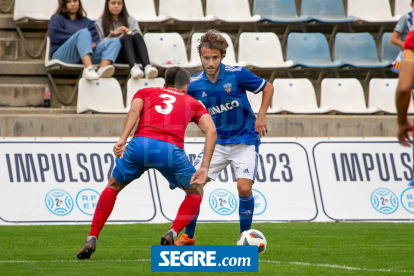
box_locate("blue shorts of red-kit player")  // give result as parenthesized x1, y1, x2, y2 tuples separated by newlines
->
(112, 136, 196, 190)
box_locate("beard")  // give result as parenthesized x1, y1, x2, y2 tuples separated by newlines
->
(202, 64, 220, 77)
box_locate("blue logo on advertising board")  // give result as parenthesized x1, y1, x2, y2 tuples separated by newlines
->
(401, 188, 414, 214)
(45, 189, 73, 216)
(209, 189, 237, 215)
(151, 246, 258, 272)
(371, 188, 399, 214)
(252, 189, 267, 216)
(76, 189, 100, 216)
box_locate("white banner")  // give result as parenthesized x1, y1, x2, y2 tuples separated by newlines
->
(313, 141, 414, 221)
(1, 137, 414, 225)
(0, 140, 156, 223)
(157, 142, 318, 222)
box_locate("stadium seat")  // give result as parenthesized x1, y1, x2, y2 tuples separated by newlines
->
(14, 0, 57, 21)
(301, 0, 354, 23)
(158, 0, 214, 22)
(287, 33, 341, 68)
(381, 33, 401, 65)
(13, 0, 58, 59)
(347, 0, 399, 22)
(124, 0, 167, 22)
(320, 79, 376, 113)
(334, 33, 389, 68)
(126, 78, 165, 110)
(272, 79, 328, 114)
(77, 78, 127, 113)
(82, 0, 105, 21)
(368, 79, 414, 114)
(246, 91, 262, 113)
(253, 0, 308, 23)
(238, 33, 293, 68)
(395, 0, 412, 18)
(206, 0, 260, 22)
(189, 32, 239, 67)
(143, 33, 191, 68)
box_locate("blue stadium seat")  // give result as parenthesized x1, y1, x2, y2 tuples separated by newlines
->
(286, 33, 341, 68)
(381, 33, 401, 65)
(301, 0, 354, 23)
(253, 0, 309, 23)
(334, 33, 389, 68)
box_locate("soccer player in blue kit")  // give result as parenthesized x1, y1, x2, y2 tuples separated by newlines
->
(175, 30, 274, 245)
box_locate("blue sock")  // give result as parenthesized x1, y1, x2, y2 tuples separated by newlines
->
(239, 193, 254, 234)
(184, 209, 199, 239)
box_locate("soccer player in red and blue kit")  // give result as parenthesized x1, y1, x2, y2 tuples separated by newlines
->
(77, 67, 217, 259)
(396, 30, 414, 186)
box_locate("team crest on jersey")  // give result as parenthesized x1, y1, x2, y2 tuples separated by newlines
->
(223, 83, 232, 93)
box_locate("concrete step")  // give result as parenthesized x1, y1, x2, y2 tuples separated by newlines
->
(0, 107, 76, 114)
(0, 59, 46, 75)
(0, 84, 47, 107)
(0, 114, 407, 137)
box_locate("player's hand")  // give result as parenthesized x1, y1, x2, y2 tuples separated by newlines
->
(398, 122, 413, 147)
(113, 140, 126, 158)
(255, 115, 268, 138)
(190, 167, 208, 185)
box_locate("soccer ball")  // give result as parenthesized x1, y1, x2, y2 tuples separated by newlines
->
(237, 229, 267, 254)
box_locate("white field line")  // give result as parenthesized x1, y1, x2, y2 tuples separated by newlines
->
(0, 259, 412, 274)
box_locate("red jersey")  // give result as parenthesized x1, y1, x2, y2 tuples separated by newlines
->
(132, 87, 210, 149)
(403, 30, 414, 51)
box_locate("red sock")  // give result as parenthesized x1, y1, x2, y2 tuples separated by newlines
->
(171, 194, 202, 234)
(89, 187, 118, 239)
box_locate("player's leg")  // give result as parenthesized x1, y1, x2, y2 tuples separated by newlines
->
(178, 145, 229, 244)
(77, 137, 145, 259)
(230, 144, 259, 233)
(77, 177, 125, 260)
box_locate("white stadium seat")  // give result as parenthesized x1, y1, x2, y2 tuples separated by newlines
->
(247, 91, 263, 113)
(82, 0, 105, 21)
(77, 78, 127, 113)
(126, 78, 166, 110)
(124, 0, 167, 22)
(159, 0, 214, 22)
(13, 0, 57, 21)
(206, 0, 260, 22)
(395, 0, 412, 18)
(368, 78, 414, 114)
(143, 33, 191, 68)
(347, 0, 399, 22)
(320, 78, 376, 114)
(189, 32, 239, 67)
(272, 79, 327, 114)
(238, 32, 293, 68)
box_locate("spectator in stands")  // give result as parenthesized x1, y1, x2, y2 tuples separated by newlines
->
(95, 0, 158, 79)
(391, 0, 414, 73)
(48, 0, 122, 80)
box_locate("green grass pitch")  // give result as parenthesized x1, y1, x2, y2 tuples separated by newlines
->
(0, 222, 413, 275)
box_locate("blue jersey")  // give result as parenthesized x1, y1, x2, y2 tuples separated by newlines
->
(188, 63, 267, 146)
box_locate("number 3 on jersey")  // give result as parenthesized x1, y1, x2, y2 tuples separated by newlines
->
(155, 94, 176, 115)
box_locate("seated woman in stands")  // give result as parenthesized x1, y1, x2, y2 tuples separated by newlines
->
(48, 0, 122, 80)
(95, 0, 158, 79)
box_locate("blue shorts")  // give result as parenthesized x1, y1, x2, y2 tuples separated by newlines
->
(112, 136, 196, 190)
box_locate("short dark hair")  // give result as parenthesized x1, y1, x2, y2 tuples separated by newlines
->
(164, 67, 191, 90)
(197, 30, 228, 57)
(55, 0, 86, 19)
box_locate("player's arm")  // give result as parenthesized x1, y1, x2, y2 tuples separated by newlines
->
(255, 82, 274, 138)
(396, 55, 414, 147)
(190, 115, 217, 185)
(113, 99, 144, 158)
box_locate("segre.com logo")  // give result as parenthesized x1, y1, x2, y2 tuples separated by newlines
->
(151, 246, 258, 272)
